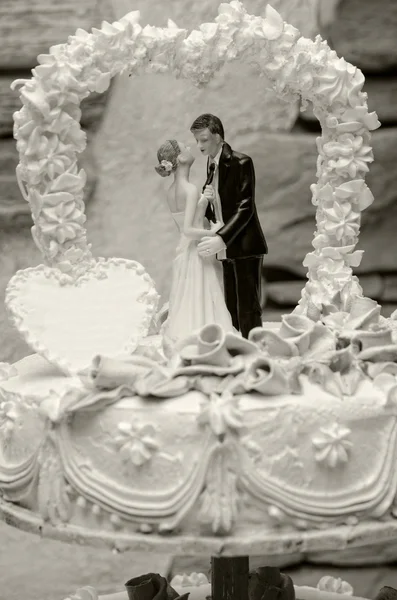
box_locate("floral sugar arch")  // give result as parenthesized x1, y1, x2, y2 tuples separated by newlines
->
(12, 0, 380, 317)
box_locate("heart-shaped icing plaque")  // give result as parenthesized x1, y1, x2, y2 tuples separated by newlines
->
(5, 258, 159, 375)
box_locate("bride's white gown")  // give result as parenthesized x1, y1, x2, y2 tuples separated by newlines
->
(162, 211, 234, 350)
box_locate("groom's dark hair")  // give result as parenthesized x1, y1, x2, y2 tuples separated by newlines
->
(190, 114, 225, 140)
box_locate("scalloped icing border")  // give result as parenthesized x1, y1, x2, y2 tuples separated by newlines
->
(5, 257, 160, 376)
(1, 493, 397, 556)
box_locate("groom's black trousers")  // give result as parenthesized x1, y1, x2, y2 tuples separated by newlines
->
(222, 256, 263, 339)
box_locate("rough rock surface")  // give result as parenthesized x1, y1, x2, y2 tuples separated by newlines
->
(0, 0, 320, 68)
(110, 0, 319, 36)
(0, 0, 113, 68)
(319, 0, 397, 72)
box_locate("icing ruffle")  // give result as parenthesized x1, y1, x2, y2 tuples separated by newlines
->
(82, 293, 397, 405)
(248, 295, 397, 398)
(87, 323, 304, 402)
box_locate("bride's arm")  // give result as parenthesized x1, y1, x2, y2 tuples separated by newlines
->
(183, 188, 216, 239)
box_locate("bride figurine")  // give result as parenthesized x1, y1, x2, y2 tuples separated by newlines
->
(155, 139, 234, 354)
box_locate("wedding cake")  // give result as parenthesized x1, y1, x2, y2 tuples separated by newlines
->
(1, 1, 397, 560)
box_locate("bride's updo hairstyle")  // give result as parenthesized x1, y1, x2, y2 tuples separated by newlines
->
(155, 139, 181, 178)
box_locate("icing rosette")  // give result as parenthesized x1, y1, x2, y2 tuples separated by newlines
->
(246, 295, 397, 397)
(322, 296, 397, 364)
(170, 573, 209, 588)
(243, 355, 299, 395)
(180, 324, 233, 367)
(90, 354, 159, 389)
(317, 576, 354, 596)
(249, 314, 336, 360)
(178, 323, 258, 368)
(312, 422, 353, 469)
(323, 295, 381, 332)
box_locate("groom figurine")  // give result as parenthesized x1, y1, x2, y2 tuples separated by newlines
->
(191, 113, 268, 338)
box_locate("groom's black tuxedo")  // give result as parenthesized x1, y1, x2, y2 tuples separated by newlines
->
(205, 142, 268, 258)
(205, 142, 268, 338)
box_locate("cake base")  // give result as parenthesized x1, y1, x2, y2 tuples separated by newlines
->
(2, 496, 397, 563)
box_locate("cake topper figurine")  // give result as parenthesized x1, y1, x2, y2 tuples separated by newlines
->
(154, 139, 234, 353)
(191, 114, 268, 338)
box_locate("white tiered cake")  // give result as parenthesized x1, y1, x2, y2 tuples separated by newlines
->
(2, 0, 397, 571)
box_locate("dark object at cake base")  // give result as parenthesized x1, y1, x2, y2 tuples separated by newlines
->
(125, 573, 189, 600)
(374, 587, 397, 600)
(209, 559, 294, 600)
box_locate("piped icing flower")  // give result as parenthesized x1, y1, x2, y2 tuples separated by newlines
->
(110, 421, 159, 467)
(197, 391, 244, 437)
(322, 295, 397, 365)
(312, 422, 352, 468)
(321, 201, 359, 241)
(322, 133, 373, 179)
(317, 576, 354, 596)
(170, 573, 209, 588)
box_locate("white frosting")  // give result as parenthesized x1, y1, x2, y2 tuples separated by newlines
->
(5, 258, 159, 375)
(2, 0, 394, 559)
(312, 423, 353, 469)
(3, 283, 397, 542)
(2, 312, 397, 539)
(317, 577, 354, 596)
(170, 573, 209, 588)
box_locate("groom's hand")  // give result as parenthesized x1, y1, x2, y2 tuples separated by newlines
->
(203, 186, 215, 200)
(198, 235, 226, 257)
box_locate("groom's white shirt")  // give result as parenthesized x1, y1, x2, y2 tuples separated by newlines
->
(209, 144, 226, 260)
